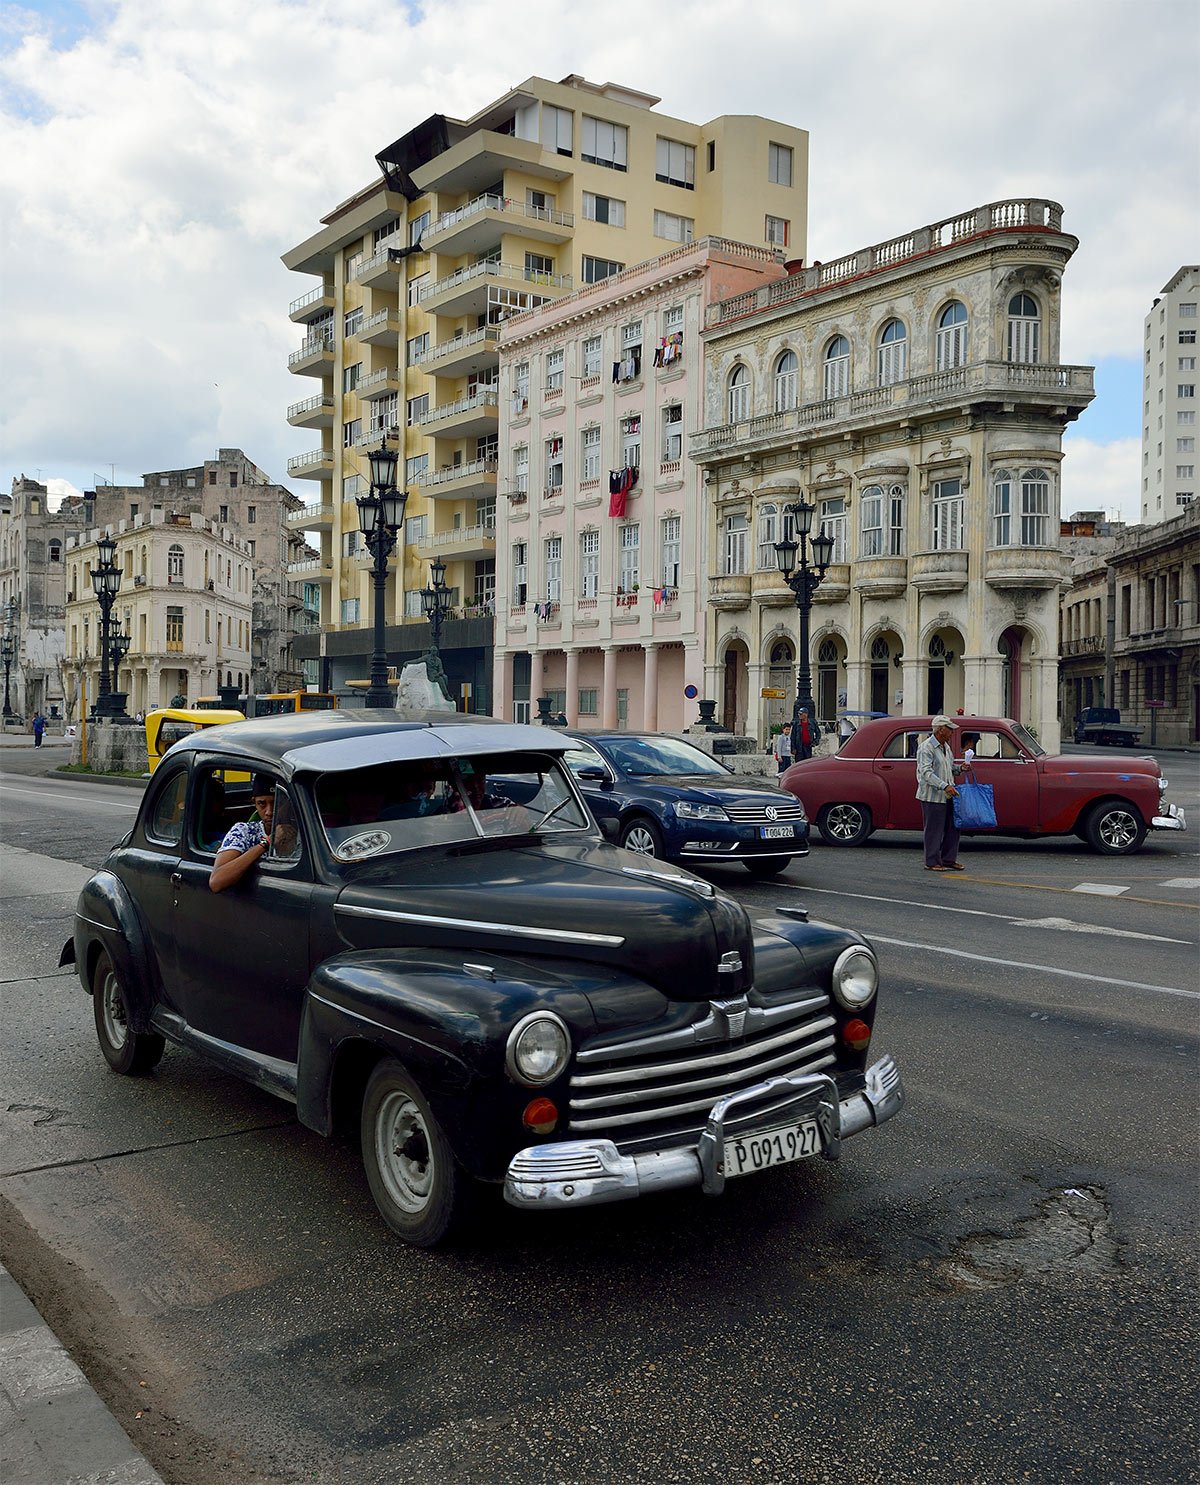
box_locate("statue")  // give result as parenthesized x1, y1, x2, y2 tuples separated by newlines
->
(394, 660, 455, 716)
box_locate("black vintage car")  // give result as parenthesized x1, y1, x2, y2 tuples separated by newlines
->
(62, 712, 904, 1247)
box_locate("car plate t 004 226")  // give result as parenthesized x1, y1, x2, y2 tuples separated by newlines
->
(725, 1118, 821, 1178)
(760, 824, 795, 839)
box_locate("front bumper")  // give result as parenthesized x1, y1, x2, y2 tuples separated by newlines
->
(1151, 804, 1186, 832)
(503, 1053, 904, 1209)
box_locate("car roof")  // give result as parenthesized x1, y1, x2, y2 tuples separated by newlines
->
(162, 709, 574, 778)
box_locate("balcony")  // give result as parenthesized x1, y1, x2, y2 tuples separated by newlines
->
(285, 554, 333, 584)
(413, 522, 496, 564)
(286, 393, 334, 429)
(707, 574, 751, 610)
(1061, 636, 1105, 657)
(419, 260, 571, 319)
(413, 325, 501, 380)
(853, 556, 908, 598)
(910, 550, 969, 592)
(753, 575, 797, 608)
(359, 366, 403, 401)
(287, 334, 335, 376)
(352, 246, 405, 290)
(361, 309, 403, 347)
(288, 285, 335, 324)
(415, 386, 499, 441)
(984, 545, 1066, 590)
(813, 563, 851, 602)
(423, 192, 574, 257)
(415, 457, 498, 503)
(286, 448, 334, 481)
(286, 501, 334, 531)
(411, 129, 573, 198)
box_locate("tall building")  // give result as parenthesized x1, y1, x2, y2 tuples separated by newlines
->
(282, 74, 809, 706)
(1142, 265, 1199, 524)
(690, 198, 1094, 753)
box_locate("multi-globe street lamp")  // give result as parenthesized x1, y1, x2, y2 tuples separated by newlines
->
(90, 533, 125, 719)
(774, 498, 835, 760)
(419, 557, 454, 698)
(110, 624, 131, 708)
(356, 442, 408, 710)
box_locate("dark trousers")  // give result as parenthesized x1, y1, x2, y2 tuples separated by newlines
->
(920, 799, 960, 867)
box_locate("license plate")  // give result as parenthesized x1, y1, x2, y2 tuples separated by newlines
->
(725, 1118, 821, 1178)
(759, 824, 794, 839)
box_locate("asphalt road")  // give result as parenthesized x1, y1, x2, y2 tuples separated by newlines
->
(1, 748, 1197, 1485)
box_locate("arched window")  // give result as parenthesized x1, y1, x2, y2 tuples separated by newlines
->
(1007, 292, 1040, 364)
(773, 350, 799, 413)
(727, 364, 750, 422)
(823, 336, 850, 400)
(992, 467, 1052, 546)
(877, 318, 907, 385)
(757, 503, 778, 569)
(935, 301, 968, 370)
(167, 543, 184, 584)
(48, 541, 62, 563)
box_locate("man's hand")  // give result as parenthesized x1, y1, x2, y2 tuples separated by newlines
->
(946, 785, 959, 798)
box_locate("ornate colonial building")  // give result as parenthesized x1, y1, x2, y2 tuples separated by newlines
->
(690, 198, 1094, 751)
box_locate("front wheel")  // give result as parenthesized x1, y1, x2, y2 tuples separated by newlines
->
(92, 951, 165, 1075)
(816, 802, 873, 846)
(1083, 800, 1146, 855)
(361, 1059, 472, 1247)
(619, 816, 665, 858)
(744, 857, 792, 878)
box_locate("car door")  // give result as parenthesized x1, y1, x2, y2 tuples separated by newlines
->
(561, 740, 621, 840)
(119, 763, 189, 999)
(873, 728, 925, 829)
(957, 729, 1039, 831)
(169, 767, 317, 1064)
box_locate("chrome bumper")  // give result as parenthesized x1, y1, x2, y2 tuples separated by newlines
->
(1152, 805, 1186, 831)
(503, 1053, 904, 1209)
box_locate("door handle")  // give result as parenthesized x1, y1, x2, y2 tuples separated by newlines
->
(879, 764, 894, 771)
(171, 872, 183, 886)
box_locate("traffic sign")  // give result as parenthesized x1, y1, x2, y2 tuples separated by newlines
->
(761, 687, 787, 699)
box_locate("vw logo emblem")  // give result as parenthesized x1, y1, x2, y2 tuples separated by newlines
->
(765, 805, 779, 821)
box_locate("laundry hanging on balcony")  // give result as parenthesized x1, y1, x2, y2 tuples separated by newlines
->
(612, 348, 641, 383)
(608, 466, 637, 518)
(653, 332, 684, 368)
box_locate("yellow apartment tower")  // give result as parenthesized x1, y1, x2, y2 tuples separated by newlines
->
(282, 74, 808, 705)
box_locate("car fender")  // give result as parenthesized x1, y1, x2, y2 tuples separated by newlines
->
(297, 948, 598, 1180)
(70, 871, 157, 1033)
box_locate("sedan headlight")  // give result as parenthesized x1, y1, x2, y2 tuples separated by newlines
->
(675, 801, 731, 822)
(506, 1012, 571, 1086)
(831, 946, 878, 1009)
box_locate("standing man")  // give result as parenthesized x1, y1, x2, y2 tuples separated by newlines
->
(32, 712, 45, 748)
(915, 714, 964, 871)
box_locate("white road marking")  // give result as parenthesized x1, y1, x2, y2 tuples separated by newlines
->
(1073, 883, 1128, 897)
(773, 881, 1196, 945)
(1160, 878, 1200, 889)
(0, 781, 138, 811)
(867, 936, 1198, 1000)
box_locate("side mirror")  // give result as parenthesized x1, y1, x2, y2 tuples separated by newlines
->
(576, 766, 608, 782)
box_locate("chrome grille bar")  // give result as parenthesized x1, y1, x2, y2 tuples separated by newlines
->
(575, 993, 828, 1065)
(570, 1014, 837, 1090)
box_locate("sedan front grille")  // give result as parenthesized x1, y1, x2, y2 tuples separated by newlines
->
(568, 995, 836, 1151)
(722, 800, 807, 824)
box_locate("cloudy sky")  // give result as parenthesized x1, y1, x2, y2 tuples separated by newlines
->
(1, 0, 1197, 521)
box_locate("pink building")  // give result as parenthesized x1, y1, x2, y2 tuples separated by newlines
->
(493, 238, 785, 730)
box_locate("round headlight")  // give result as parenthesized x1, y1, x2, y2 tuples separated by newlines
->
(832, 946, 878, 1009)
(506, 1012, 571, 1087)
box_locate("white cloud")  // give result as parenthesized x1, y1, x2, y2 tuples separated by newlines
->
(0, 0, 1197, 499)
(1061, 435, 1141, 524)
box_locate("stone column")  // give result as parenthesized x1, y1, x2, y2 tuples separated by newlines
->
(900, 657, 921, 715)
(961, 654, 986, 715)
(494, 649, 514, 721)
(643, 645, 659, 731)
(602, 647, 618, 728)
(529, 650, 545, 715)
(565, 649, 580, 726)
(844, 658, 868, 713)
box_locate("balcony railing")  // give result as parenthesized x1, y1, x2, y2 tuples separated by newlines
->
(1062, 636, 1104, 656)
(416, 456, 499, 490)
(412, 324, 499, 367)
(417, 522, 496, 552)
(289, 285, 331, 316)
(287, 333, 334, 367)
(426, 192, 574, 240)
(420, 260, 572, 303)
(287, 449, 332, 474)
(414, 386, 499, 427)
(287, 394, 333, 420)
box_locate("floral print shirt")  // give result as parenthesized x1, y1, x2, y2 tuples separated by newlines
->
(218, 820, 267, 855)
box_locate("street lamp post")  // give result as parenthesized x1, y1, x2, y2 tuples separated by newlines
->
(90, 533, 123, 719)
(110, 625, 131, 714)
(774, 498, 835, 761)
(356, 442, 407, 709)
(0, 630, 14, 719)
(419, 557, 453, 693)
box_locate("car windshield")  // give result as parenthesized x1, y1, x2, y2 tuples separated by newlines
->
(600, 735, 731, 777)
(1010, 723, 1046, 757)
(314, 751, 591, 862)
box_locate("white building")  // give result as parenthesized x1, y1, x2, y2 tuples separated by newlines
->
(1141, 265, 1199, 524)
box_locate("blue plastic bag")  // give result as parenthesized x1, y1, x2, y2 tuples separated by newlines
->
(953, 780, 996, 829)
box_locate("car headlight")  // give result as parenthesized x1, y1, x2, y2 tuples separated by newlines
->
(831, 946, 878, 1009)
(506, 1012, 571, 1086)
(675, 801, 730, 821)
(1159, 777, 1169, 793)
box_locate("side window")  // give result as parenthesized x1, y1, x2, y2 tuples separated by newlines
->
(562, 744, 607, 778)
(147, 769, 188, 844)
(268, 785, 302, 863)
(882, 731, 921, 760)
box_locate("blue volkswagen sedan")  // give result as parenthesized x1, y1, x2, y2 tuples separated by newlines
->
(560, 731, 809, 876)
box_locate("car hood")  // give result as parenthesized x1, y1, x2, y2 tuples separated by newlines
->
(1039, 753, 1160, 780)
(333, 839, 754, 1002)
(629, 773, 794, 804)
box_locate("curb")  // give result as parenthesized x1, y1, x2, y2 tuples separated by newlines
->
(0, 1264, 165, 1484)
(50, 768, 147, 791)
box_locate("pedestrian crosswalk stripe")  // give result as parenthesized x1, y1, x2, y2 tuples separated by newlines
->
(1072, 883, 1128, 896)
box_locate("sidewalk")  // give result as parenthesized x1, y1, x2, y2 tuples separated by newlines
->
(0, 1263, 164, 1485)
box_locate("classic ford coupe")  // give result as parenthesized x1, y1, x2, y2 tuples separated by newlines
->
(63, 712, 903, 1246)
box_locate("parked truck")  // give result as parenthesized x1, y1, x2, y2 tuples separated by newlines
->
(1072, 707, 1144, 747)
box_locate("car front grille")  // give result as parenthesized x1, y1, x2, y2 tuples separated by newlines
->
(722, 800, 807, 824)
(568, 994, 837, 1152)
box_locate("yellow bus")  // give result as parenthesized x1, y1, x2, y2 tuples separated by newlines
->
(250, 691, 339, 718)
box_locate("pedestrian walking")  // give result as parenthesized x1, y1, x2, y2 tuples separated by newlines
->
(915, 714, 964, 871)
(773, 721, 792, 774)
(32, 711, 45, 748)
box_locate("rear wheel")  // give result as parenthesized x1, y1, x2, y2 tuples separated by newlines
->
(1083, 800, 1146, 855)
(744, 857, 791, 878)
(360, 1059, 473, 1247)
(92, 951, 165, 1075)
(816, 803, 872, 846)
(619, 817, 665, 858)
